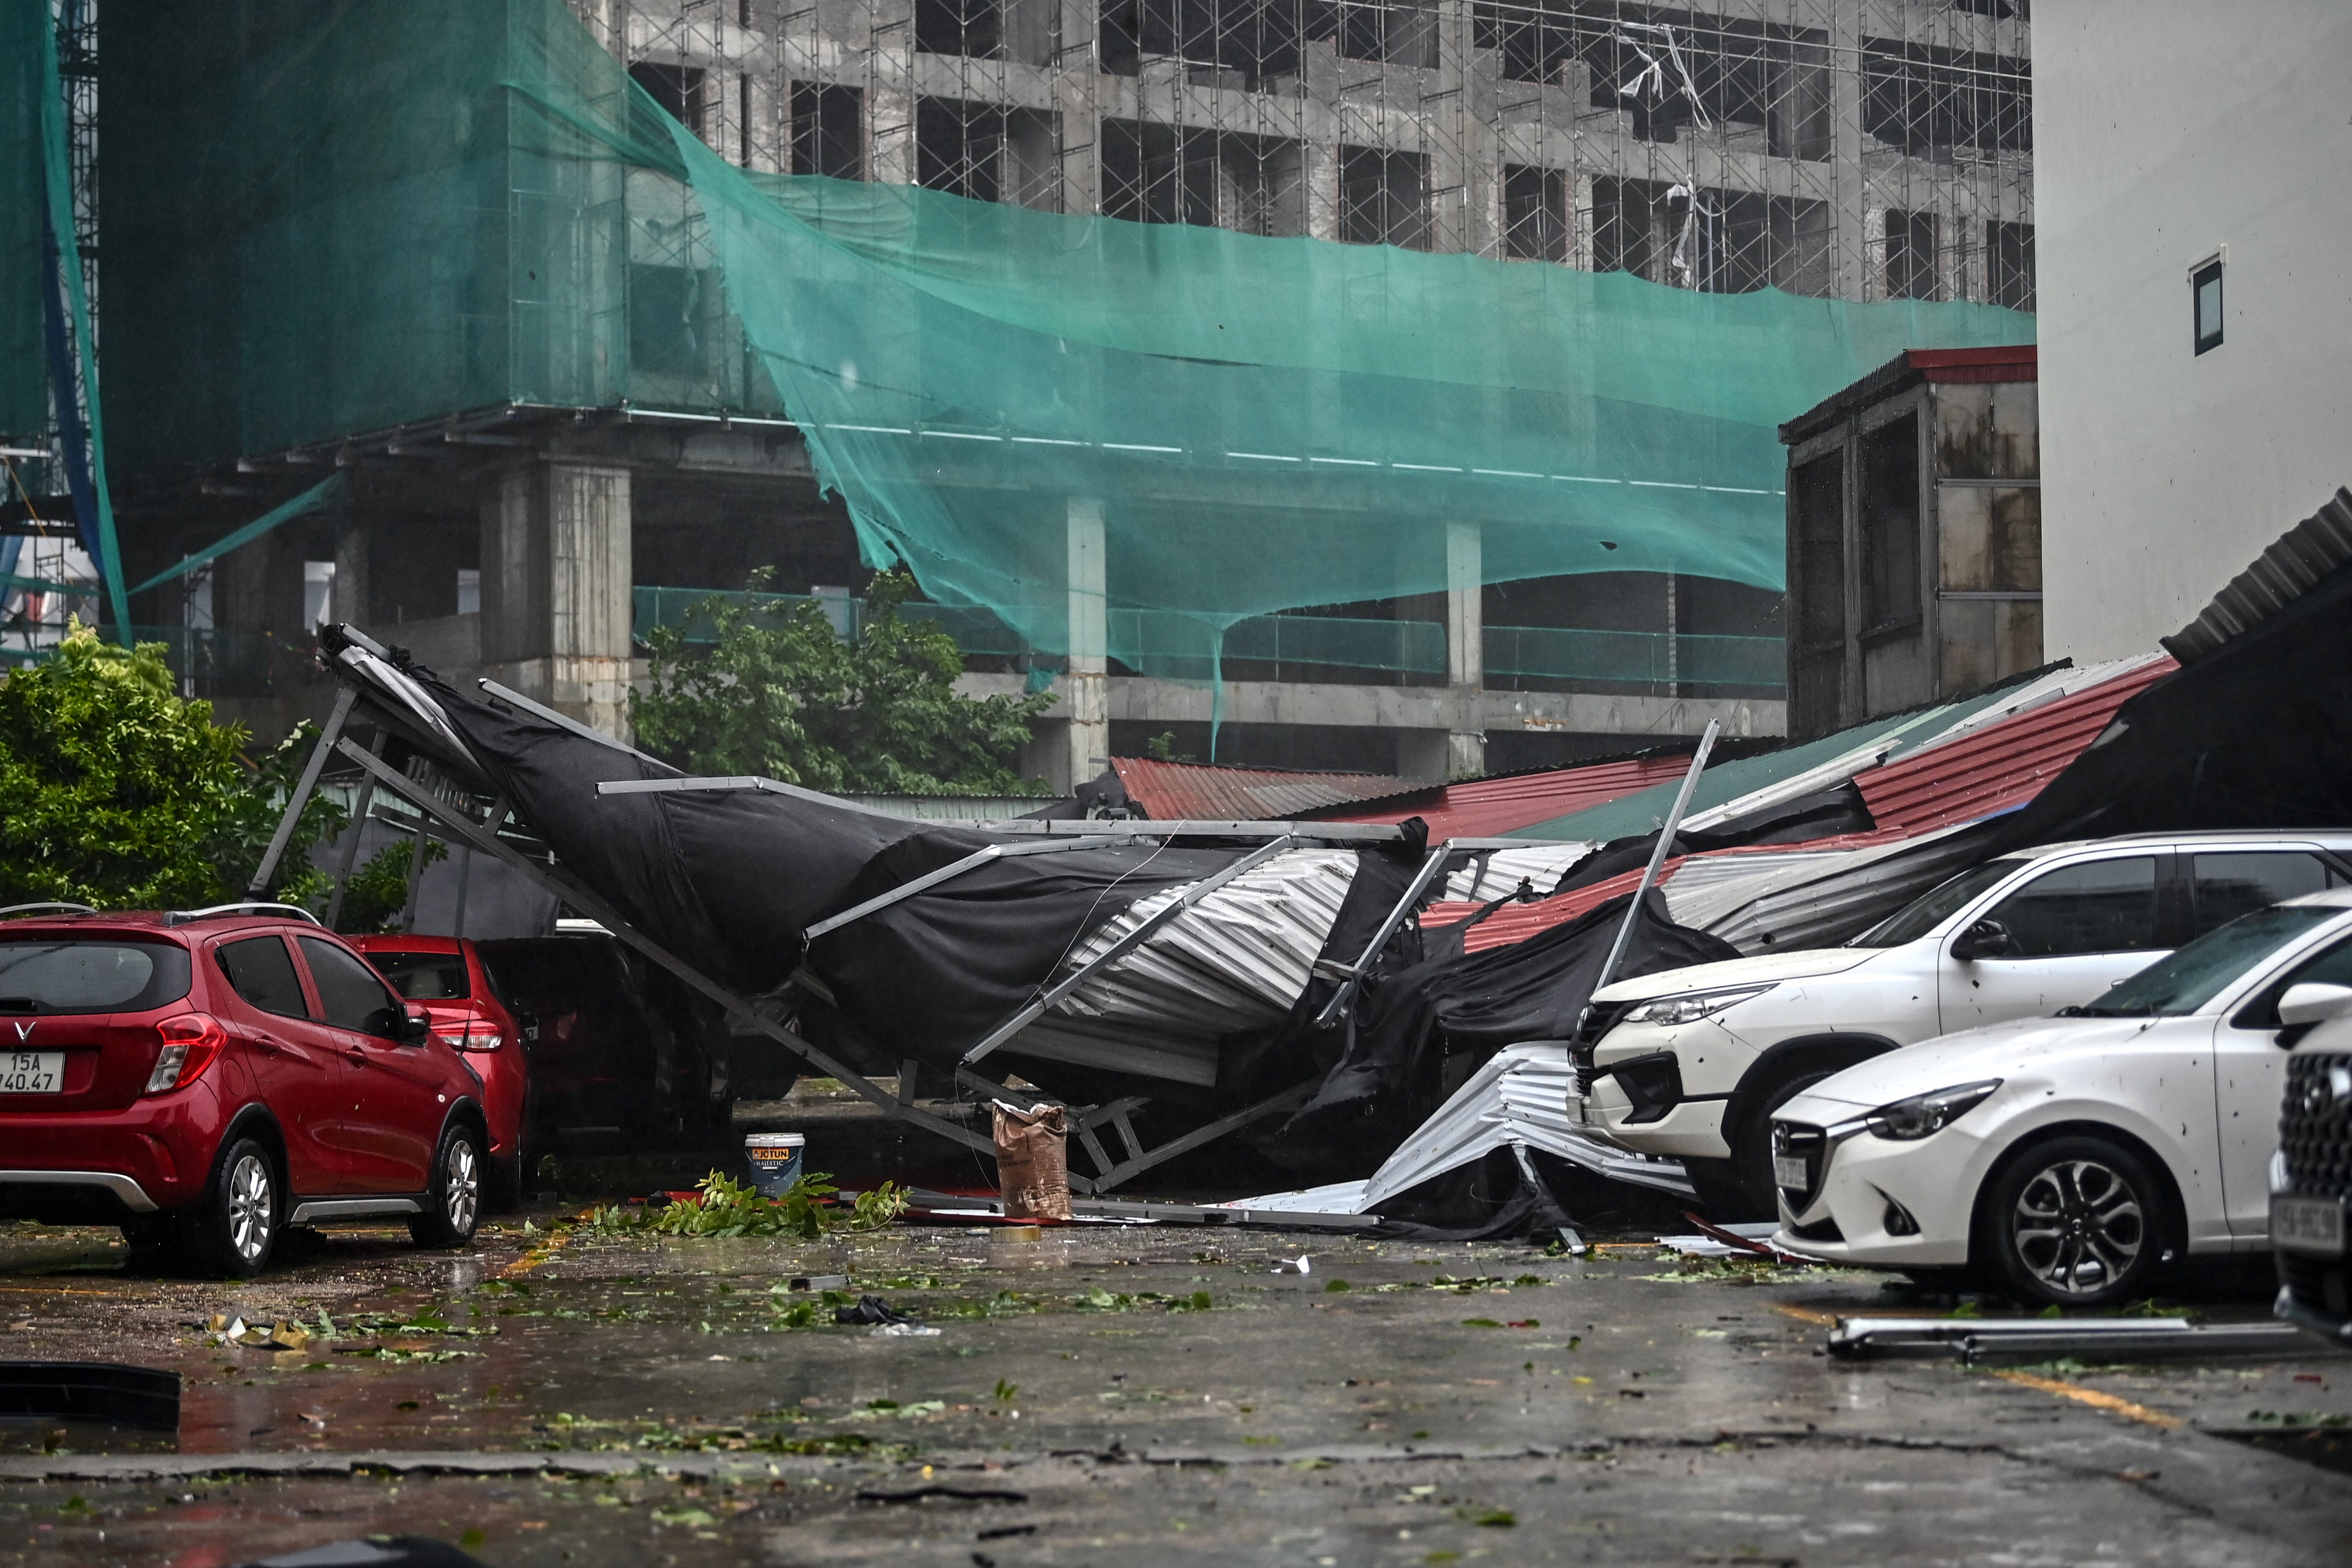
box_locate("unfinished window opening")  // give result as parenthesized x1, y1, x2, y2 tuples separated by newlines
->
(917, 99, 1061, 210)
(916, 0, 1003, 58)
(1859, 413, 1922, 637)
(630, 264, 708, 379)
(1102, 123, 1304, 235)
(1502, 165, 1568, 262)
(1593, 178, 1828, 294)
(1336, 0, 1438, 69)
(1886, 210, 1938, 301)
(1861, 40, 2032, 156)
(791, 82, 864, 179)
(1988, 219, 2035, 312)
(1339, 147, 1427, 250)
(2193, 257, 2224, 355)
(630, 62, 707, 136)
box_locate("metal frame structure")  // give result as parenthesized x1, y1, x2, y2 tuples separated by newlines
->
(256, 653, 1434, 1194)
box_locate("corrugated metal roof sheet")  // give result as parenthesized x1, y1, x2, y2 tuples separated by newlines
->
(2161, 487, 2352, 664)
(1320, 752, 1701, 839)
(1856, 656, 2174, 833)
(1111, 757, 1409, 822)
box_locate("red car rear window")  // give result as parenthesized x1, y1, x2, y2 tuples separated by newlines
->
(0, 937, 193, 1015)
(367, 950, 473, 1001)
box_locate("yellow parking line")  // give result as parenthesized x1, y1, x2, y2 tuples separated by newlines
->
(1991, 1368, 2183, 1429)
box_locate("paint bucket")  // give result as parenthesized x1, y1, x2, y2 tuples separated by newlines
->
(743, 1132, 806, 1197)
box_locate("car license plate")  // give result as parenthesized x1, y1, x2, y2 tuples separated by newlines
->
(2273, 1194, 2347, 1258)
(1774, 1155, 1810, 1190)
(0, 1052, 63, 1094)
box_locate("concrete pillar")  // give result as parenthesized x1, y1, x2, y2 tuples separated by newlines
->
(1829, 0, 1865, 300)
(1567, 170, 1595, 272)
(1862, 204, 1888, 303)
(1305, 141, 1342, 243)
(868, 0, 917, 186)
(1064, 497, 1110, 787)
(1444, 521, 1485, 779)
(1055, 0, 1101, 215)
(480, 464, 636, 740)
(330, 523, 370, 629)
(744, 72, 784, 173)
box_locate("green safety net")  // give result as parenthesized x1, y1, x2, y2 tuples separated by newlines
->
(1, 0, 45, 446)
(104, 0, 2033, 685)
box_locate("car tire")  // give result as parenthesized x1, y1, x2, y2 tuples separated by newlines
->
(1720, 1065, 1844, 1221)
(1980, 1134, 2166, 1309)
(410, 1121, 484, 1250)
(180, 1137, 280, 1277)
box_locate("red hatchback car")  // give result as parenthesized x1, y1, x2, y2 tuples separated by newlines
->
(0, 902, 490, 1275)
(347, 936, 528, 1208)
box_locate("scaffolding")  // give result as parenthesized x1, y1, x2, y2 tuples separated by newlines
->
(599, 0, 2032, 307)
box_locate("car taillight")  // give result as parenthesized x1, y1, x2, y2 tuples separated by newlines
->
(435, 1027, 504, 1052)
(146, 1013, 229, 1094)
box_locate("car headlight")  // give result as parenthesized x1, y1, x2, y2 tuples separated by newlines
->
(1862, 1080, 2002, 1141)
(1621, 983, 1775, 1026)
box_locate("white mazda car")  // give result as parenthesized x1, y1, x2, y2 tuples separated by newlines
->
(1765, 890, 2352, 1307)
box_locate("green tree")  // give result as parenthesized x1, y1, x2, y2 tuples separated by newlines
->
(633, 568, 1051, 795)
(0, 624, 344, 909)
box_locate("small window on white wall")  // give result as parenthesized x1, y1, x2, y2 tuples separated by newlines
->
(2192, 255, 2224, 355)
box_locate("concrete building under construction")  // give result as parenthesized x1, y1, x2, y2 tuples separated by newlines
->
(53, 0, 2034, 789)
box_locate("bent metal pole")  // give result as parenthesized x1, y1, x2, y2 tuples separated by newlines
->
(1590, 717, 1720, 1001)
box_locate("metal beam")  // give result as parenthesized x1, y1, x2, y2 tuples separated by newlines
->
(1080, 1081, 1316, 1192)
(963, 834, 1297, 1066)
(596, 778, 1407, 840)
(333, 737, 997, 1160)
(801, 834, 1138, 941)
(1592, 718, 1720, 999)
(478, 678, 673, 772)
(592, 772, 907, 818)
(323, 730, 385, 931)
(1314, 841, 1454, 1027)
(248, 684, 357, 897)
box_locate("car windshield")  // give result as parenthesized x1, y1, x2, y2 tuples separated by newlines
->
(367, 949, 472, 1001)
(1847, 860, 2029, 948)
(2074, 904, 2345, 1017)
(0, 939, 193, 1015)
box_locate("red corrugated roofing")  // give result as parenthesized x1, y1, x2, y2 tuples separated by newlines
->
(1420, 655, 2178, 954)
(1908, 344, 2037, 382)
(1111, 757, 1410, 822)
(1316, 751, 1700, 839)
(1855, 656, 2175, 834)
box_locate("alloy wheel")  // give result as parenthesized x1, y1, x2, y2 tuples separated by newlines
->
(2010, 1156, 2144, 1296)
(445, 1136, 479, 1236)
(225, 1151, 275, 1265)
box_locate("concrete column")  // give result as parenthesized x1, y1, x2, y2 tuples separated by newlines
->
(1055, 0, 1101, 215)
(1862, 204, 1887, 303)
(1444, 521, 1485, 779)
(330, 523, 370, 629)
(1065, 497, 1110, 787)
(1305, 141, 1342, 243)
(744, 72, 784, 173)
(1829, 0, 1865, 300)
(479, 464, 636, 741)
(868, 0, 917, 186)
(1567, 170, 1595, 272)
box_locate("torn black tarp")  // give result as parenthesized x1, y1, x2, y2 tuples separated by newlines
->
(1279, 890, 1740, 1158)
(2008, 501, 2352, 844)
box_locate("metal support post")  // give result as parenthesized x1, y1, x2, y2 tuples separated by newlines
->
(323, 729, 386, 931)
(1315, 842, 1454, 1027)
(801, 835, 1138, 941)
(248, 685, 356, 896)
(1591, 718, 1720, 999)
(399, 821, 433, 932)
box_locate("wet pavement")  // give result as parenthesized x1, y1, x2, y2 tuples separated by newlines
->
(0, 1118, 2348, 1565)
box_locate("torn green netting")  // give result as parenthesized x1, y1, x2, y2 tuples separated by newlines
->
(1, 0, 45, 445)
(105, 0, 2034, 683)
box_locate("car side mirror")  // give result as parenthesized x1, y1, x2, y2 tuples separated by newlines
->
(2277, 982, 2352, 1029)
(401, 1004, 432, 1043)
(1951, 918, 2014, 963)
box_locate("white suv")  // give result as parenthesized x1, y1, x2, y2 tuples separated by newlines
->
(1573, 832, 2352, 1216)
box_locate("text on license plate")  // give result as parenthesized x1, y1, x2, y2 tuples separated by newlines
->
(2272, 1194, 2346, 1258)
(1774, 1156, 1810, 1190)
(0, 1052, 63, 1094)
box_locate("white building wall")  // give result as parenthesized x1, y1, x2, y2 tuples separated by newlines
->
(2035, 1, 2352, 663)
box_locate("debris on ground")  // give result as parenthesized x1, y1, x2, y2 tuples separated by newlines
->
(991, 1100, 1073, 1220)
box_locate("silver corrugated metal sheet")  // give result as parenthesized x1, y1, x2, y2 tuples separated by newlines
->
(1440, 843, 1595, 903)
(1691, 822, 2000, 953)
(1358, 1043, 1695, 1209)
(1049, 847, 1360, 1040)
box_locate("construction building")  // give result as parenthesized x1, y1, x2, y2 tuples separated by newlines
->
(11, 0, 2035, 788)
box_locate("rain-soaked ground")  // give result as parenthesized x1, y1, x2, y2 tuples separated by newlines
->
(1, 1092, 2349, 1566)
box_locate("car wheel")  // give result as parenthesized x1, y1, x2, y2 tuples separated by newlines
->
(410, 1122, 483, 1249)
(1982, 1134, 2165, 1309)
(181, 1137, 279, 1277)
(1720, 1065, 1843, 1221)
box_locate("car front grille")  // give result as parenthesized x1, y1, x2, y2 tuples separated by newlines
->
(1571, 999, 1640, 1094)
(2277, 1053, 2352, 1327)
(1773, 1121, 1825, 1211)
